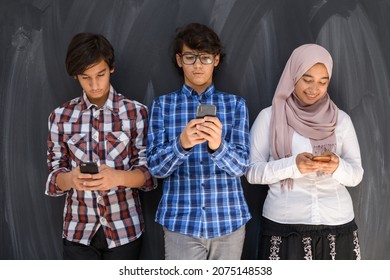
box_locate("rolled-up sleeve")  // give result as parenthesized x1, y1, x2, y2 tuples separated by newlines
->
(130, 103, 157, 191)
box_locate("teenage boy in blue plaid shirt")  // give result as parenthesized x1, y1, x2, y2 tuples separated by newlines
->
(147, 23, 251, 260)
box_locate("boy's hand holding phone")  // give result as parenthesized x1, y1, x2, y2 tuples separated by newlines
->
(195, 104, 222, 151)
(180, 105, 218, 150)
(76, 163, 124, 191)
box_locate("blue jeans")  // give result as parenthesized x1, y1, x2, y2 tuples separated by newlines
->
(163, 225, 246, 260)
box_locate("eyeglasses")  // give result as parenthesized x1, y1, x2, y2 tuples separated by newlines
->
(179, 53, 215, 65)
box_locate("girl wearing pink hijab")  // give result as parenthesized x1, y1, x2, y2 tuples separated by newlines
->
(246, 44, 364, 260)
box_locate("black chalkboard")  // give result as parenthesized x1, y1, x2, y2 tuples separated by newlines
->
(1, 0, 389, 260)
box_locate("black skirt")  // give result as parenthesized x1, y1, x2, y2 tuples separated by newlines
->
(259, 217, 361, 260)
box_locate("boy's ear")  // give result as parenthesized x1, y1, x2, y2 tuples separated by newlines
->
(214, 54, 220, 67)
(176, 54, 183, 68)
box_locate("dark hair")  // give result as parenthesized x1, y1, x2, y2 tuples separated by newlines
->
(172, 23, 225, 75)
(65, 33, 115, 76)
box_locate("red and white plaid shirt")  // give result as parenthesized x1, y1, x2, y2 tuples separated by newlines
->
(46, 85, 155, 248)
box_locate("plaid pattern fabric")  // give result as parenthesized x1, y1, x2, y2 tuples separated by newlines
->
(46, 85, 155, 248)
(147, 84, 251, 239)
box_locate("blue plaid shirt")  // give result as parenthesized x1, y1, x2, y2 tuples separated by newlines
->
(147, 84, 251, 239)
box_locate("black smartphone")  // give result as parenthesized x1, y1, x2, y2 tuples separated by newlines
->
(196, 104, 216, 118)
(80, 162, 99, 174)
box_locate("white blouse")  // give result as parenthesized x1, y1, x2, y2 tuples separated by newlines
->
(246, 106, 364, 225)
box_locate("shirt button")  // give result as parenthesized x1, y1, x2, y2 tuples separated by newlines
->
(93, 133, 98, 140)
(100, 217, 107, 225)
(97, 196, 102, 202)
(202, 206, 206, 210)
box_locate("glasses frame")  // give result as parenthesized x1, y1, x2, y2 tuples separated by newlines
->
(178, 53, 216, 65)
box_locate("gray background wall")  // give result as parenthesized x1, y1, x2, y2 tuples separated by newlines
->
(1, 0, 389, 260)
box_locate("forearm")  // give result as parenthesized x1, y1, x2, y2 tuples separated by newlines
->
(56, 171, 74, 191)
(212, 98, 250, 176)
(147, 136, 190, 178)
(332, 116, 364, 187)
(118, 168, 146, 188)
(332, 157, 364, 187)
(211, 140, 249, 176)
(246, 156, 301, 184)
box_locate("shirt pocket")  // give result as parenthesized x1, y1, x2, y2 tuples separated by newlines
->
(64, 133, 89, 163)
(104, 131, 130, 163)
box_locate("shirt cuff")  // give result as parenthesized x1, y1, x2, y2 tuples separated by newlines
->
(289, 155, 304, 179)
(331, 153, 343, 179)
(208, 140, 227, 161)
(45, 168, 70, 196)
(133, 165, 157, 191)
(173, 136, 192, 158)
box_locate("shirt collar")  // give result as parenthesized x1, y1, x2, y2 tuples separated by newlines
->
(182, 84, 215, 98)
(80, 85, 118, 112)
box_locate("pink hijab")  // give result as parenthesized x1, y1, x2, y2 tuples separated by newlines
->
(270, 44, 338, 189)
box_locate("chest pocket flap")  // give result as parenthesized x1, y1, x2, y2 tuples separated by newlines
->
(64, 133, 89, 162)
(105, 131, 130, 161)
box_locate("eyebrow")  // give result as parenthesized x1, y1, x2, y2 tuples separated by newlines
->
(302, 74, 329, 80)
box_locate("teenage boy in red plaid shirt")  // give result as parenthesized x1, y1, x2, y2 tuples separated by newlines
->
(46, 33, 155, 260)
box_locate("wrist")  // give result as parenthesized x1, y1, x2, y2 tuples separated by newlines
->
(56, 171, 72, 191)
(121, 169, 146, 188)
(118, 170, 127, 187)
(179, 136, 192, 151)
(208, 141, 221, 153)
